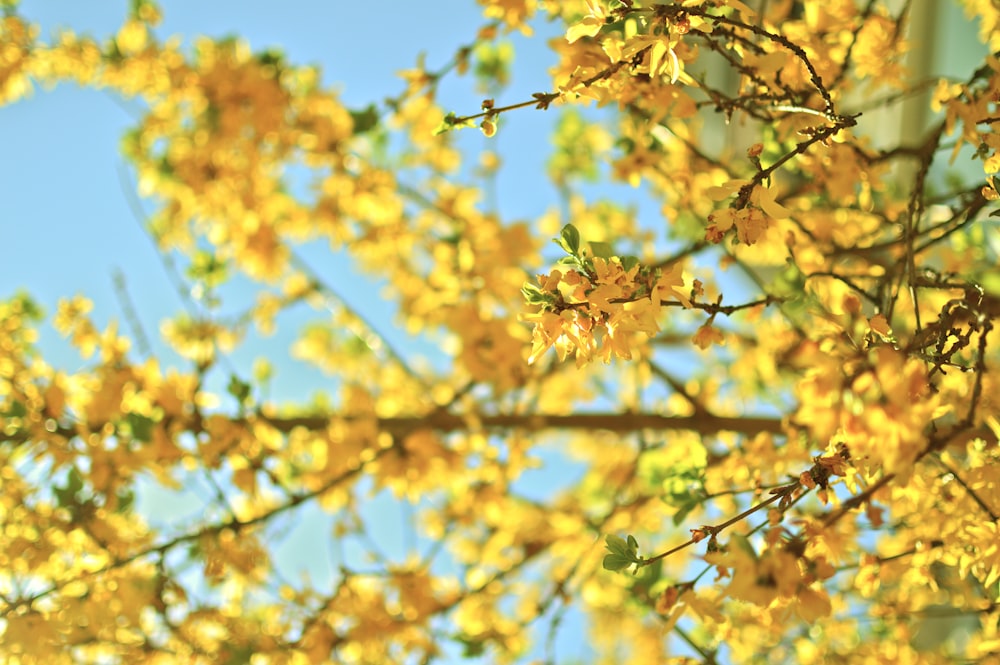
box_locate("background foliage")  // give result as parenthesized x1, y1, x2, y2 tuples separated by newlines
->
(2, 0, 1000, 663)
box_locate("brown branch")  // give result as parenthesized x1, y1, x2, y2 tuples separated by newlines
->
(257, 411, 784, 438)
(648, 360, 709, 414)
(682, 6, 839, 115)
(16, 410, 786, 453)
(734, 117, 859, 209)
(935, 459, 999, 523)
(448, 0, 851, 131)
(821, 424, 999, 529)
(639, 481, 800, 567)
(820, 472, 895, 529)
(555, 294, 784, 317)
(674, 624, 719, 665)
(111, 269, 154, 359)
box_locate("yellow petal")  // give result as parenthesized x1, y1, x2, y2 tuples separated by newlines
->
(668, 46, 681, 83)
(727, 0, 757, 19)
(649, 40, 667, 77)
(757, 185, 792, 219)
(705, 179, 749, 200)
(566, 17, 603, 44)
(869, 313, 891, 336)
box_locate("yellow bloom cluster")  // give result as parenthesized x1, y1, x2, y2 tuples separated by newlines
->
(524, 256, 689, 365)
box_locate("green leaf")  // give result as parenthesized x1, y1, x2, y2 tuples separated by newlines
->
(663, 473, 707, 504)
(54, 467, 84, 509)
(603, 552, 633, 572)
(156, 155, 175, 178)
(115, 487, 136, 514)
(621, 255, 640, 273)
(458, 636, 486, 658)
(556, 255, 584, 268)
(521, 282, 551, 306)
(562, 224, 580, 254)
(255, 48, 286, 71)
(588, 240, 615, 260)
(11, 290, 44, 322)
(432, 112, 475, 136)
(557, 223, 581, 256)
(604, 533, 640, 571)
(66, 467, 83, 494)
(349, 104, 380, 134)
(770, 259, 806, 297)
(227, 374, 252, 405)
(186, 250, 228, 289)
(125, 412, 156, 443)
(472, 40, 514, 91)
(220, 644, 255, 665)
(605, 534, 630, 557)
(2, 399, 27, 418)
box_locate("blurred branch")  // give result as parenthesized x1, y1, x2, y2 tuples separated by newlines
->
(111, 269, 153, 359)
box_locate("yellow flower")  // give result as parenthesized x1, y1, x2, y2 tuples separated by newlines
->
(692, 322, 725, 349)
(566, 0, 606, 44)
(651, 262, 690, 307)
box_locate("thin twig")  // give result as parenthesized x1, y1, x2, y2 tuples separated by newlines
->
(111, 269, 154, 359)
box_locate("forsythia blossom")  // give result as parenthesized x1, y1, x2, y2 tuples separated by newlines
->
(523, 231, 691, 365)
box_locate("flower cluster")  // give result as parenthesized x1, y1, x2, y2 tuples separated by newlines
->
(522, 224, 690, 365)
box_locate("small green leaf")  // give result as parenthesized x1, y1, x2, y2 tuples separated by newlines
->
(458, 636, 486, 658)
(220, 644, 256, 665)
(604, 533, 640, 572)
(556, 255, 583, 268)
(521, 282, 550, 305)
(472, 40, 514, 91)
(2, 400, 27, 418)
(125, 412, 156, 443)
(186, 250, 228, 289)
(557, 223, 581, 256)
(621, 255, 640, 273)
(227, 374, 252, 405)
(255, 48, 286, 71)
(11, 291, 44, 321)
(605, 534, 630, 557)
(115, 487, 136, 514)
(66, 467, 84, 494)
(603, 552, 633, 572)
(54, 467, 85, 509)
(432, 112, 475, 135)
(588, 241, 615, 260)
(349, 104, 380, 134)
